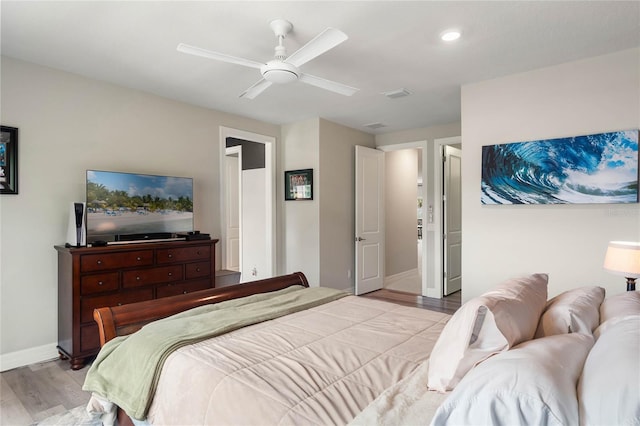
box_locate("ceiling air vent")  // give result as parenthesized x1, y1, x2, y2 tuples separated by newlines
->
(381, 88, 411, 99)
(363, 122, 387, 130)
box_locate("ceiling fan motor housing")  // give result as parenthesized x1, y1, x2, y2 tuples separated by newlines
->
(261, 60, 299, 84)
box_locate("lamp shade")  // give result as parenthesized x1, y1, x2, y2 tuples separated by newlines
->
(603, 241, 640, 278)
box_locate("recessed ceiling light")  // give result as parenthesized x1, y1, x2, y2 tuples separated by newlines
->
(440, 29, 461, 42)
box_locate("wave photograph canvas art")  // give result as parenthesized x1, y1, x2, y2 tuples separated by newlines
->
(481, 130, 639, 205)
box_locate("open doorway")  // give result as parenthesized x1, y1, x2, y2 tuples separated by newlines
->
(381, 147, 423, 294)
(369, 137, 461, 300)
(219, 127, 276, 284)
(375, 141, 429, 297)
(225, 146, 242, 273)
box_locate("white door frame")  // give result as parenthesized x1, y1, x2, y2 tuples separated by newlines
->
(433, 136, 462, 299)
(377, 141, 430, 297)
(219, 127, 276, 277)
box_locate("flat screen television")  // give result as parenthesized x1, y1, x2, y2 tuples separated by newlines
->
(86, 170, 194, 243)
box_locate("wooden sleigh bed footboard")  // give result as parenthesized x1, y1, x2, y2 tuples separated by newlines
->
(93, 271, 309, 346)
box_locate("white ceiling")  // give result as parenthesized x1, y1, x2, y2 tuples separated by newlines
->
(2, 1, 639, 135)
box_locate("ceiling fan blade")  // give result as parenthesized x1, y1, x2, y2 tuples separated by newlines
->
(239, 79, 273, 99)
(177, 43, 263, 69)
(299, 73, 359, 96)
(285, 28, 348, 67)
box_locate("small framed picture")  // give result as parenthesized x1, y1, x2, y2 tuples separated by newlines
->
(0, 126, 18, 195)
(285, 169, 313, 201)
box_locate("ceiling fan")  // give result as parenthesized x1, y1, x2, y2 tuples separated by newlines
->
(177, 19, 359, 99)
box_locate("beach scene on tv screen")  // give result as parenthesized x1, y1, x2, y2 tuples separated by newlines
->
(86, 170, 193, 240)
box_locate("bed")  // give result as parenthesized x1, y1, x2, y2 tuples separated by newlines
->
(86, 271, 640, 426)
(85, 272, 451, 425)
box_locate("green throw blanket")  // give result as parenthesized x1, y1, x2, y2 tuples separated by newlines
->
(83, 285, 348, 420)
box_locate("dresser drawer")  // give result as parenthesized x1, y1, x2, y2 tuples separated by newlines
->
(185, 261, 210, 279)
(156, 279, 211, 298)
(80, 250, 153, 272)
(81, 288, 153, 324)
(81, 272, 119, 295)
(157, 245, 210, 264)
(121, 265, 183, 288)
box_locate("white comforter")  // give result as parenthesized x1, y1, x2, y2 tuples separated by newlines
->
(145, 295, 450, 425)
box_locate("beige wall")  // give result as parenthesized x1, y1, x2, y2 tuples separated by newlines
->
(281, 119, 320, 285)
(461, 48, 640, 301)
(281, 118, 375, 290)
(318, 119, 375, 291)
(384, 149, 418, 276)
(0, 57, 280, 369)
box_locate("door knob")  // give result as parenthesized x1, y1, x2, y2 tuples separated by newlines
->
(356, 237, 366, 242)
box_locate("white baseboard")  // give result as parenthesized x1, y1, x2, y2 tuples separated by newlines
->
(0, 342, 59, 372)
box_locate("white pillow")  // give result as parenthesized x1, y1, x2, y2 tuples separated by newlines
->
(431, 333, 594, 426)
(595, 291, 640, 338)
(578, 316, 640, 426)
(427, 273, 548, 392)
(600, 291, 640, 323)
(535, 286, 605, 337)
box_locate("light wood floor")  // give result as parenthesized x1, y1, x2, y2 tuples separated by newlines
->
(1, 357, 91, 425)
(0, 290, 461, 425)
(364, 288, 462, 315)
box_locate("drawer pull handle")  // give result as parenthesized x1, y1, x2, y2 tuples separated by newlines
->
(183, 290, 188, 294)
(98, 281, 104, 286)
(136, 276, 141, 281)
(97, 260, 102, 265)
(168, 272, 172, 276)
(117, 302, 122, 306)
(196, 268, 201, 272)
(168, 254, 173, 258)
(137, 257, 142, 261)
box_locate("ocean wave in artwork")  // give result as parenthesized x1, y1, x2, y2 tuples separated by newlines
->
(481, 130, 638, 204)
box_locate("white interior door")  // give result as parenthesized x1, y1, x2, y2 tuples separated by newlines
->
(443, 145, 462, 295)
(355, 145, 385, 295)
(225, 147, 241, 272)
(241, 167, 267, 282)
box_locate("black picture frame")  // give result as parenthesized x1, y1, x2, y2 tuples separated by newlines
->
(0, 126, 18, 194)
(285, 169, 313, 201)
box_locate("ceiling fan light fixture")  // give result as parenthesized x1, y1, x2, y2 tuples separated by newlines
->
(263, 69, 299, 84)
(261, 61, 299, 84)
(260, 60, 300, 84)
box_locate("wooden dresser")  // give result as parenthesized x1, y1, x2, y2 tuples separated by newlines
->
(55, 239, 218, 369)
